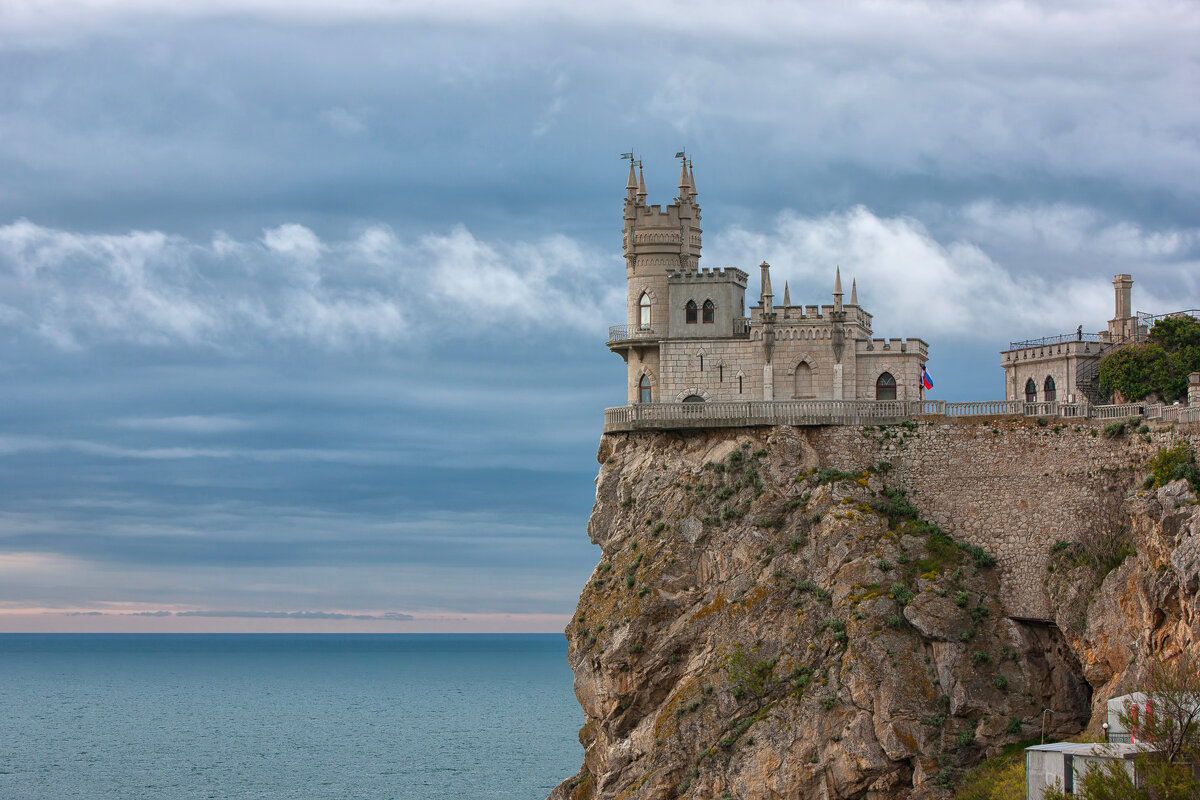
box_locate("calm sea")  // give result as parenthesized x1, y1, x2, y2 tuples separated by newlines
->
(0, 634, 582, 800)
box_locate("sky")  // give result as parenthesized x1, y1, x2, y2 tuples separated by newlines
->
(1, 0, 1198, 632)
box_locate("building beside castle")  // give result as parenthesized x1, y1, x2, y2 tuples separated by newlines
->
(1000, 275, 1200, 405)
(606, 159, 929, 406)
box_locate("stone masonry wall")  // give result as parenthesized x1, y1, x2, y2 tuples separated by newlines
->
(805, 417, 1200, 619)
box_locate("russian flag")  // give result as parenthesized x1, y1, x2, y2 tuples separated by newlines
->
(922, 367, 934, 391)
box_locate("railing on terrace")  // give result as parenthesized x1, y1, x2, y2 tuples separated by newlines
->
(1137, 309, 1200, 329)
(607, 324, 658, 344)
(1008, 332, 1103, 350)
(602, 399, 1200, 432)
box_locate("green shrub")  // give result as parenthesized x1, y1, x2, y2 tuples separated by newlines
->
(890, 583, 915, 606)
(820, 695, 836, 710)
(1146, 442, 1200, 492)
(886, 614, 903, 629)
(971, 650, 991, 667)
(1006, 717, 1022, 734)
(1103, 420, 1127, 438)
(878, 558, 894, 572)
(955, 730, 976, 749)
(994, 675, 1008, 690)
(955, 591, 969, 607)
(1099, 315, 1200, 402)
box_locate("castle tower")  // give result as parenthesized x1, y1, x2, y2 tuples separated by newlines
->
(614, 158, 704, 403)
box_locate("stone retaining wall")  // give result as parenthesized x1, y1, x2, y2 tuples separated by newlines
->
(806, 418, 1200, 619)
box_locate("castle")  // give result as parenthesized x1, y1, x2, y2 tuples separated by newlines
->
(606, 159, 929, 406)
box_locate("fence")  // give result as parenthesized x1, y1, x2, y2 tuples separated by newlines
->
(602, 398, 1200, 433)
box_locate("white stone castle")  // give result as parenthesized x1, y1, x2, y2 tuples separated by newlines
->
(606, 158, 929, 406)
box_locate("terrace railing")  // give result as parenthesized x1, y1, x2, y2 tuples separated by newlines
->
(602, 399, 1199, 433)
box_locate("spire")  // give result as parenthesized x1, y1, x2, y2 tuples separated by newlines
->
(679, 158, 692, 199)
(637, 165, 647, 203)
(760, 261, 774, 315)
(782, 280, 791, 307)
(833, 266, 843, 313)
(688, 161, 697, 199)
(849, 278, 857, 306)
(626, 160, 638, 194)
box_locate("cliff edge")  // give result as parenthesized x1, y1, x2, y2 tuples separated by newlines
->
(550, 426, 1103, 800)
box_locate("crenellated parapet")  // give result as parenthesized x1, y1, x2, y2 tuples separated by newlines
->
(667, 267, 748, 286)
(859, 337, 929, 357)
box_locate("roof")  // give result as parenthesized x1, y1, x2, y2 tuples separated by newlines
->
(1026, 742, 1145, 759)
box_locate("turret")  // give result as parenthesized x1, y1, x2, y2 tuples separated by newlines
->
(849, 278, 858, 306)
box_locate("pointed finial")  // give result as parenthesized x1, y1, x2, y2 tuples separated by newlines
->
(637, 164, 647, 201)
(782, 280, 791, 307)
(760, 261, 774, 314)
(834, 266, 843, 296)
(688, 160, 696, 195)
(849, 278, 857, 306)
(626, 159, 638, 192)
(679, 158, 691, 197)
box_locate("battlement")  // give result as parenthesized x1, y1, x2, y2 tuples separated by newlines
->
(667, 267, 748, 285)
(858, 337, 929, 356)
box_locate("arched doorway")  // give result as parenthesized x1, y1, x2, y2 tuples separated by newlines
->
(794, 363, 813, 399)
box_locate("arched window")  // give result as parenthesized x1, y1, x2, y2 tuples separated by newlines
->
(639, 293, 651, 330)
(738, 375, 744, 394)
(1044, 376, 1057, 402)
(876, 372, 897, 401)
(685, 300, 698, 324)
(639, 374, 651, 403)
(682, 395, 704, 403)
(702, 299, 715, 324)
(794, 362, 813, 399)
(1025, 378, 1037, 403)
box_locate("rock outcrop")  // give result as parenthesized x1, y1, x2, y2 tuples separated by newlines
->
(549, 427, 1096, 800)
(1048, 476, 1200, 731)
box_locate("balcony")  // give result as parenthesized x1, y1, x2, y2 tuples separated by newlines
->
(606, 324, 659, 346)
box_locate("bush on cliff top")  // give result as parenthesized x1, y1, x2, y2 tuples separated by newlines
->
(1144, 442, 1200, 494)
(1098, 315, 1200, 402)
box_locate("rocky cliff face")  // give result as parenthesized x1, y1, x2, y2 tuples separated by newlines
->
(549, 427, 1097, 800)
(1048, 475, 1200, 731)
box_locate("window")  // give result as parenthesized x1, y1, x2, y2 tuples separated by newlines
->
(702, 299, 715, 324)
(682, 395, 704, 403)
(876, 372, 897, 401)
(1044, 376, 1057, 402)
(719, 365, 723, 382)
(639, 375, 651, 403)
(699, 354, 704, 372)
(1025, 378, 1037, 403)
(794, 362, 813, 399)
(639, 293, 651, 330)
(685, 300, 697, 324)
(738, 376, 743, 394)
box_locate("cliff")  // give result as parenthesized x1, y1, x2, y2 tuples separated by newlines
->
(549, 426, 1098, 800)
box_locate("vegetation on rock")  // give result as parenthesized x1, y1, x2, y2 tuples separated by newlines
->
(1098, 315, 1200, 402)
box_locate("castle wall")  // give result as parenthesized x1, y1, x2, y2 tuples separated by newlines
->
(807, 419, 1200, 619)
(1002, 343, 1100, 402)
(658, 339, 760, 401)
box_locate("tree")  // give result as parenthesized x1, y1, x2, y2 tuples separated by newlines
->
(1099, 315, 1200, 403)
(1045, 652, 1200, 800)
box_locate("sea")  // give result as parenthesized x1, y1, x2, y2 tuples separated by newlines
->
(0, 634, 582, 800)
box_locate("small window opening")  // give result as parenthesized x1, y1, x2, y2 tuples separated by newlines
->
(876, 372, 897, 401)
(639, 293, 651, 330)
(719, 365, 723, 382)
(702, 299, 715, 324)
(639, 374, 651, 403)
(738, 376, 743, 394)
(699, 355, 704, 372)
(685, 300, 697, 324)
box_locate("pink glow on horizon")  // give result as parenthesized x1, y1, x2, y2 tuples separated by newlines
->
(0, 609, 572, 634)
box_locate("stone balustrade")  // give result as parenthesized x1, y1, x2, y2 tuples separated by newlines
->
(602, 398, 1197, 432)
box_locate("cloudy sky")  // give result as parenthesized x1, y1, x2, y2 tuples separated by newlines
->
(1, 0, 1198, 631)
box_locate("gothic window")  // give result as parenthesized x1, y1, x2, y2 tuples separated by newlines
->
(685, 300, 698, 324)
(738, 376, 743, 394)
(1025, 378, 1037, 403)
(699, 354, 704, 372)
(719, 365, 723, 382)
(876, 372, 897, 401)
(1044, 376, 1056, 402)
(794, 362, 813, 399)
(639, 374, 651, 403)
(702, 299, 715, 324)
(639, 293, 651, 330)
